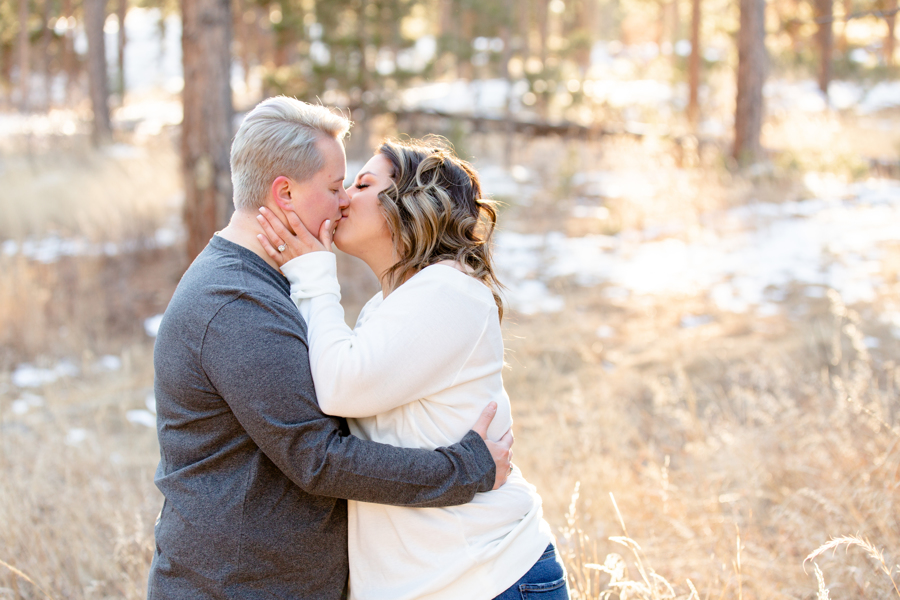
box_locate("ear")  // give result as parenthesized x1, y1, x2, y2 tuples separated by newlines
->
(269, 176, 294, 211)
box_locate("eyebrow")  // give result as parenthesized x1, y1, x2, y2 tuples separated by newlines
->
(355, 171, 374, 180)
(332, 176, 345, 184)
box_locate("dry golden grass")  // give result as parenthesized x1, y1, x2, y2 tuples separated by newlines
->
(0, 346, 160, 600)
(0, 137, 185, 368)
(1, 113, 899, 599)
(0, 136, 182, 243)
(503, 281, 899, 599)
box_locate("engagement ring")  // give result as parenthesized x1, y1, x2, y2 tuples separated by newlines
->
(277, 244, 287, 253)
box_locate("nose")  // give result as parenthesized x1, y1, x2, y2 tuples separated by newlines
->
(338, 186, 351, 209)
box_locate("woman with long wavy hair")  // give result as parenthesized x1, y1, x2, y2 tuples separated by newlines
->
(257, 137, 569, 600)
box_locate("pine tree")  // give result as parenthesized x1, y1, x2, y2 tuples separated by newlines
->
(182, 0, 234, 260)
(734, 0, 767, 164)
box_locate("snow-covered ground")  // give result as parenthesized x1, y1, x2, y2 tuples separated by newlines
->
(495, 174, 900, 316)
(0, 225, 180, 264)
(765, 79, 900, 114)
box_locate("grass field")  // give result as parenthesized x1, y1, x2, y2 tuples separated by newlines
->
(0, 113, 898, 599)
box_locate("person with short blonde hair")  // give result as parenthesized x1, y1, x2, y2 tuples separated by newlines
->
(147, 98, 514, 600)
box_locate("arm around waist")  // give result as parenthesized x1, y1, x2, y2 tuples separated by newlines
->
(199, 293, 495, 506)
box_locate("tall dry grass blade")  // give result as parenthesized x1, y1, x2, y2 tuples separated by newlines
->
(609, 492, 629, 539)
(735, 525, 743, 600)
(0, 558, 56, 599)
(813, 563, 830, 600)
(567, 481, 582, 528)
(686, 578, 700, 600)
(805, 535, 900, 598)
(609, 536, 659, 598)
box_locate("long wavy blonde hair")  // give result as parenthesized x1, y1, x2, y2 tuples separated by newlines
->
(375, 137, 504, 320)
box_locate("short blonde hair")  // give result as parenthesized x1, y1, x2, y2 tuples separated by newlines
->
(230, 96, 351, 210)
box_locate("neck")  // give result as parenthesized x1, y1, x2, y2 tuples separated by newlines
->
(217, 208, 280, 271)
(374, 262, 413, 299)
(379, 273, 395, 299)
(349, 250, 401, 299)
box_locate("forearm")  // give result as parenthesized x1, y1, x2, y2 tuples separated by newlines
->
(289, 426, 495, 506)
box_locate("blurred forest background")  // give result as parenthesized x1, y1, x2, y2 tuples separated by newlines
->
(1, 0, 899, 599)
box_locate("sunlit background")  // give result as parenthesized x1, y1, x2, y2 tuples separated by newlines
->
(1, 0, 899, 598)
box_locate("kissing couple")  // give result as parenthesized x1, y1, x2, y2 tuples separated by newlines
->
(147, 96, 570, 600)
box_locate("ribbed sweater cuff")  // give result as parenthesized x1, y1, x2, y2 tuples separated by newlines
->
(281, 251, 341, 302)
(461, 430, 496, 493)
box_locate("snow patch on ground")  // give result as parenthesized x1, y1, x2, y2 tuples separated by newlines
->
(126, 410, 157, 428)
(12, 360, 79, 388)
(1, 226, 181, 264)
(11, 393, 45, 415)
(494, 177, 900, 314)
(144, 314, 164, 338)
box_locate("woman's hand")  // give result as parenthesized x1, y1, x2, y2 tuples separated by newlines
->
(256, 206, 336, 267)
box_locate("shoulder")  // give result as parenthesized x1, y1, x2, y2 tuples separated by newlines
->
(383, 264, 497, 320)
(409, 264, 494, 303)
(211, 289, 306, 335)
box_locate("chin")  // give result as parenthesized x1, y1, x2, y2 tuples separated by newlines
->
(332, 231, 350, 255)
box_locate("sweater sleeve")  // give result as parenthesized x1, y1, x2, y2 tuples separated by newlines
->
(199, 291, 495, 506)
(280, 253, 491, 418)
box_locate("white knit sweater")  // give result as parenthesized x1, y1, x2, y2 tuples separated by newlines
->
(280, 252, 552, 600)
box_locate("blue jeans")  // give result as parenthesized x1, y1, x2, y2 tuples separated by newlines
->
(493, 544, 570, 599)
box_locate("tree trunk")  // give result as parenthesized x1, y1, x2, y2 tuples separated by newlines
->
(17, 0, 30, 110)
(62, 0, 77, 104)
(272, 1, 293, 68)
(838, 0, 851, 53)
(460, 6, 474, 80)
(234, 0, 252, 90)
(436, 0, 453, 77)
(357, 0, 368, 94)
(0, 43, 8, 107)
(500, 0, 515, 167)
(182, 0, 234, 261)
(886, 0, 897, 66)
(85, 0, 112, 144)
(537, 0, 549, 66)
(585, 0, 598, 44)
(117, 0, 127, 101)
(348, 0, 371, 157)
(520, 0, 532, 62)
(814, 0, 833, 95)
(687, 0, 701, 125)
(41, 0, 53, 109)
(733, 0, 767, 164)
(670, 0, 681, 44)
(657, 0, 667, 50)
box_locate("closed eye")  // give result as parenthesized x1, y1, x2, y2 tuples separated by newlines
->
(354, 183, 369, 190)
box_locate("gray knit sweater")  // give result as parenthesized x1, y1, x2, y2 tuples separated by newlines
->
(147, 235, 495, 599)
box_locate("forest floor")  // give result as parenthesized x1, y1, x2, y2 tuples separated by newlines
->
(1, 107, 899, 599)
